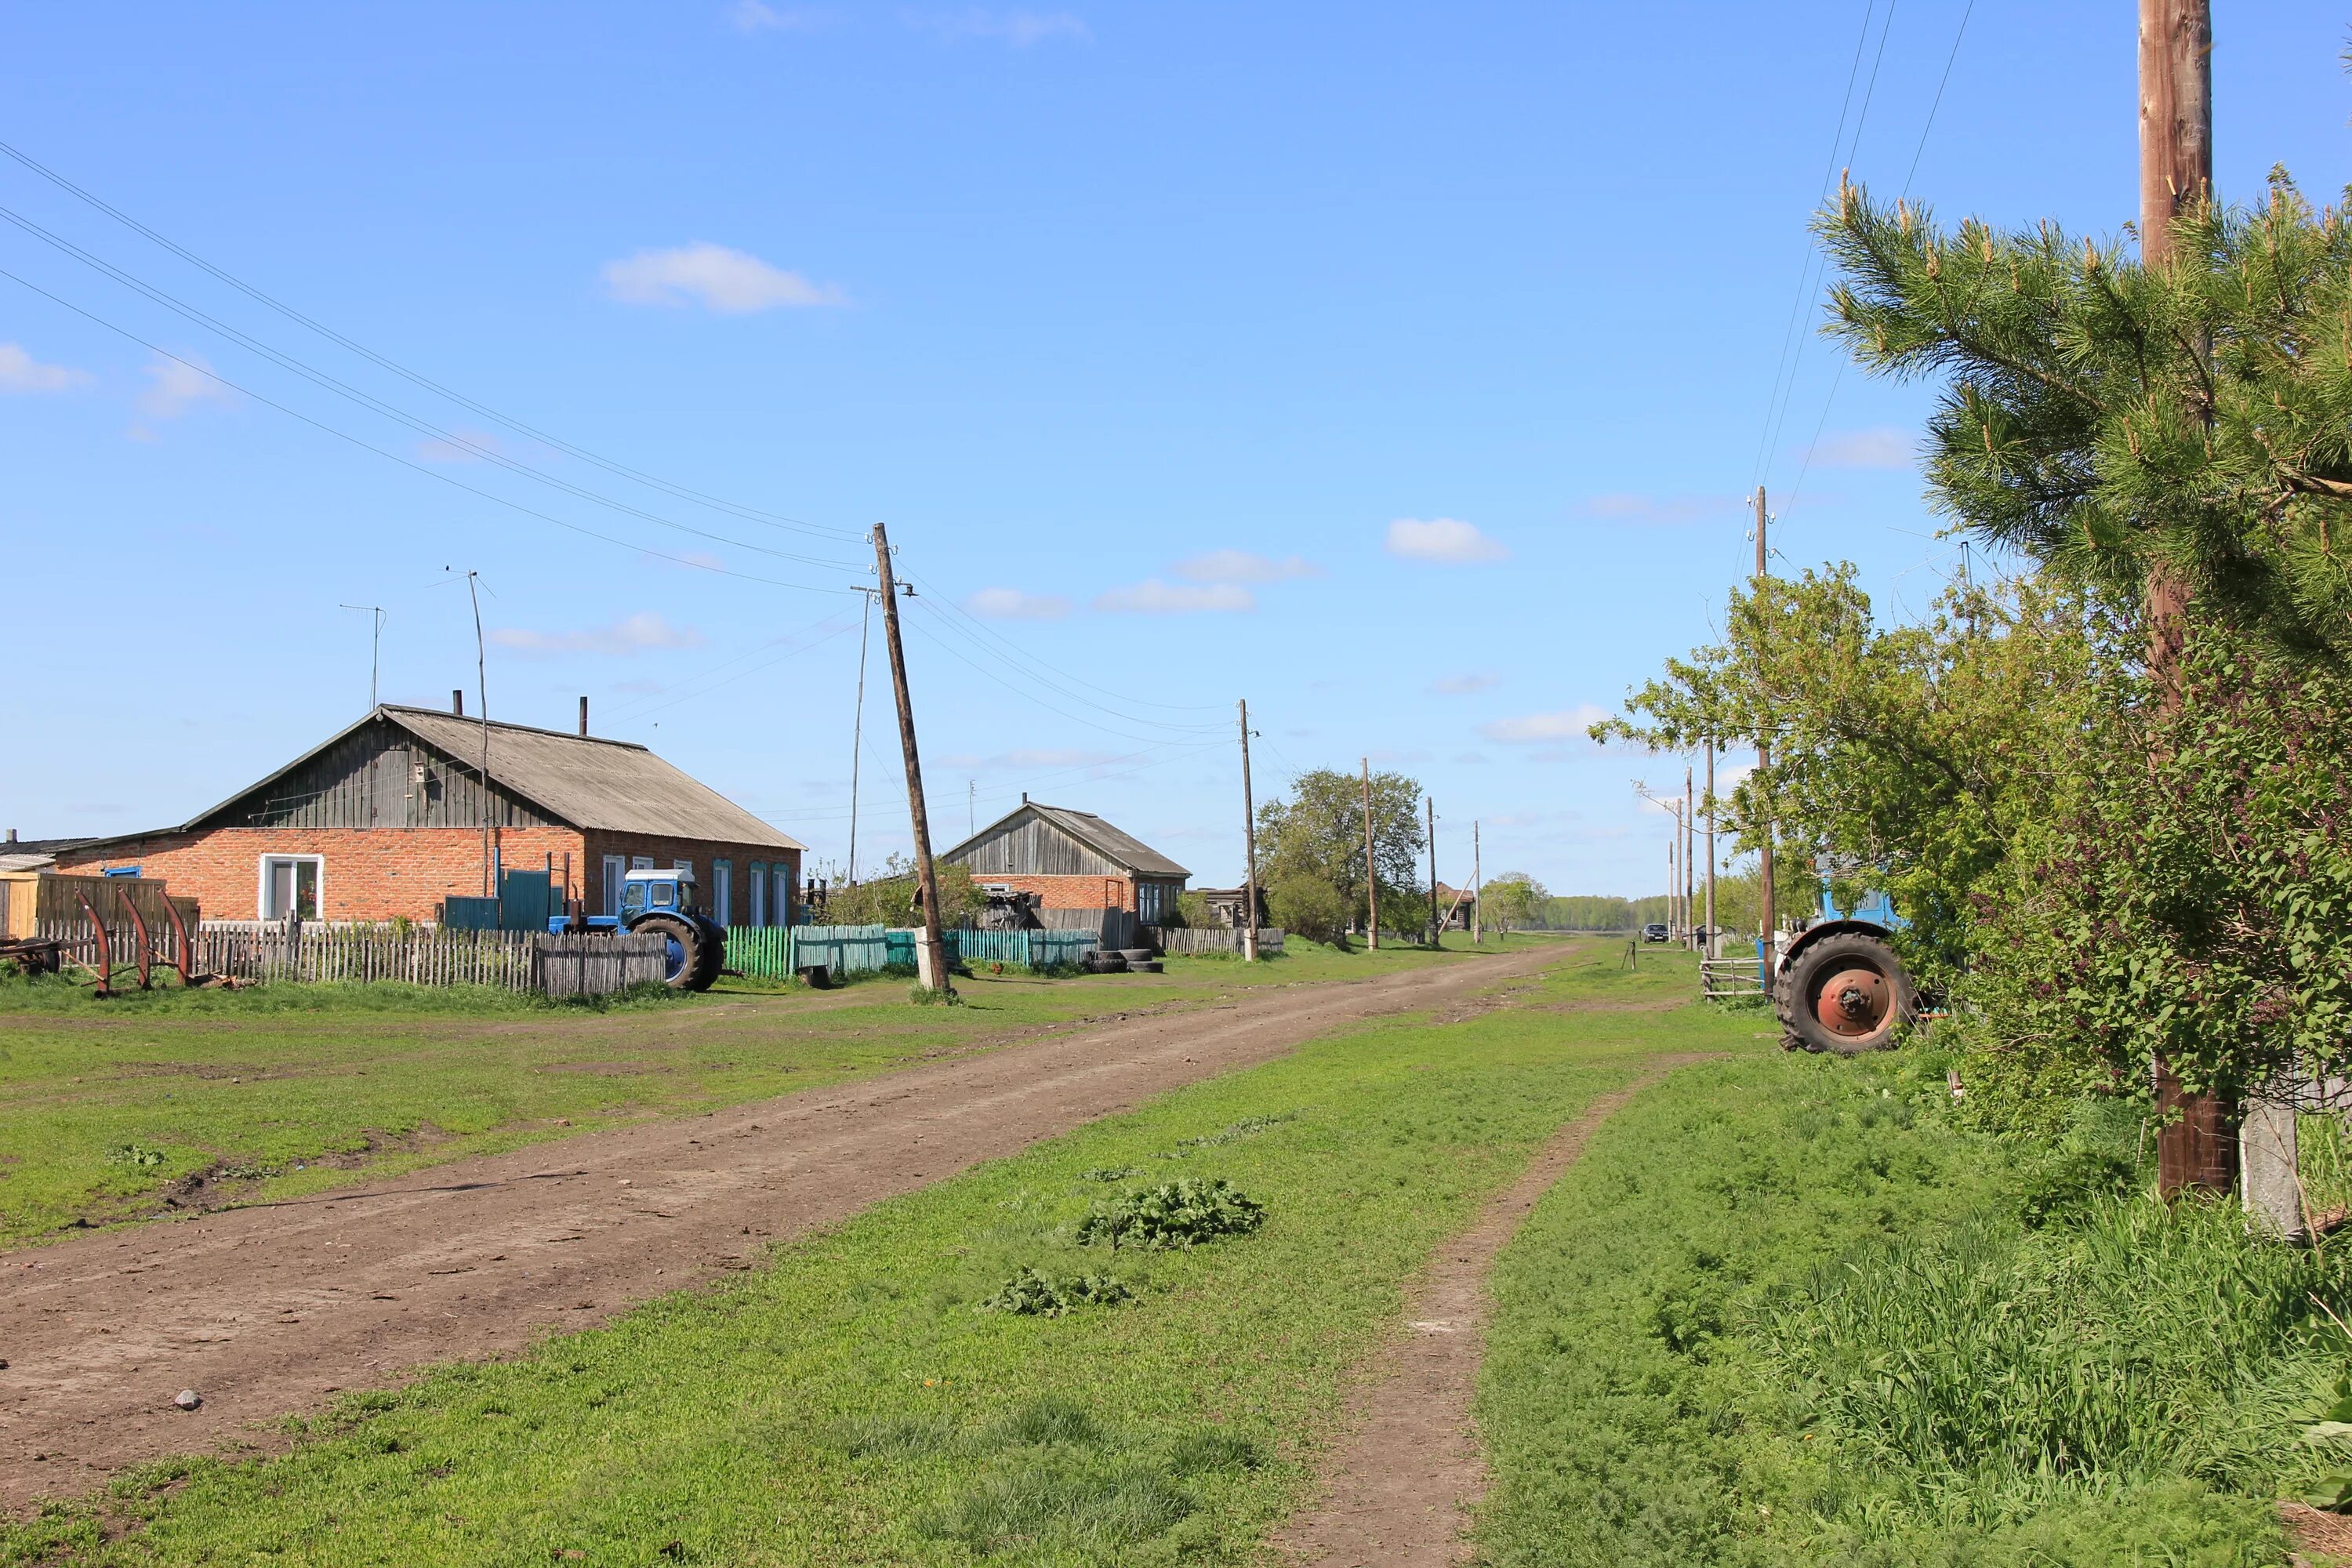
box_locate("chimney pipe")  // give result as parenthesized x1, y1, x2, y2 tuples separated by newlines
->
(452, 688, 464, 717)
(5, 829, 16, 845)
(579, 695, 589, 737)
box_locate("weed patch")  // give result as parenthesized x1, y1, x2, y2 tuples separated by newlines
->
(1075, 1178, 1265, 1250)
(978, 1266, 1135, 1317)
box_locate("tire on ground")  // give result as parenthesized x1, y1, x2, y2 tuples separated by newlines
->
(1774, 930, 1915, 1055)
(688, 913, 726, 991)
(631, 912, 711, 991)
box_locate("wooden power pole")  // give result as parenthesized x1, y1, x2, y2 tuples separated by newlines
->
(1471, 820, 1482, 944)
(1704, 739, 1718, 960)
(1239, 699, 1261, 962)
(2141, 0, 2231, 1197)
(1755, 486, 1777, 976)
(870, 523, 949, 993)
(1361, 758, 1380, 949)
(1682, 765, 1695, 949)
(1425, 797, 1439, 947)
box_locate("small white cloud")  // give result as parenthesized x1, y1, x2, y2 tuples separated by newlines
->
(0, 343, 92, 394)
(1428, 671, 1498, 696)
(1092, 579, 1254, 615)
(729, 0, 833, 31)
(136, 353, 235, 419)
(602, 242, 847, 313)
(415, 427, 558, 464)
(1171, 549, 1321, 585)
(1385, 517, 1508, 564)
(966, 586, 1072, 620)
(906, 8, 1091, 45)
(1479, 704, 1611, 745)
(1809, 426, 1915, 470)
(1578, 493, 1733, 525)
(492, 612, 707, 656)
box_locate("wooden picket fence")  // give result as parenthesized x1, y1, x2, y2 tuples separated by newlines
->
(1145, 926, 1285, 956)
(952, 927, 1102, 970)
(725, 924, 1105, 980)
(179, 920, 668, 996)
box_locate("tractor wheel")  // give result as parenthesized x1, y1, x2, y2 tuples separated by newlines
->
(1776, 931, 1915, 1054)
(688, 913, 726, 991)
(631, 913, 710, 991)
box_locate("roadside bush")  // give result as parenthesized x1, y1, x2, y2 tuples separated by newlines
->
(1268, 875, 1348, 946)
(1076, 1178, 1265, 1250)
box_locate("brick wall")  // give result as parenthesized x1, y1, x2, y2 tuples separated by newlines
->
(56, 827, 803, 926)
(969, 872, 1139, 912)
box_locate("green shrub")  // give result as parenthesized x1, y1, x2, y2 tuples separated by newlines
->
(978, 1266, 1134, 1318)
(1076, 1178, 1265, 1250)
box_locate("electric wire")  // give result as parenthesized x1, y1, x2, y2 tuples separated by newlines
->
(900, 570, 1229, 715)
(0, 265, 863, 597)
(0, 135, 863, 544)
(896, 608, 1225, 746)
(900, 593, 1226, 736)
(0, 201, 866, 572)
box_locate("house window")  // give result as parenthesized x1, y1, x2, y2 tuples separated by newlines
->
(603, 855, 626, 915)
(713, 860, 733, 927)
(749, 862, 768, 926)
(1137, 880, 1171, 924)
(774, 865, 793, 925)
(260, 855, 322, 920)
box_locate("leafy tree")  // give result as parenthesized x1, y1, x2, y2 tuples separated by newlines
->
(1820, 174, 2352, 657)
(1256, 768, 1425, 932)
(822, 854, 987, 927)
(1480, 873, 1547, 932)
(1267, 874, 1348, 946)
(1594, 571, 2105, 992)
(1965, 617, 2352, 1103)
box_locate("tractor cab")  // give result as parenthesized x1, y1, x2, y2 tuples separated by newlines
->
(618, 868, 699, 921)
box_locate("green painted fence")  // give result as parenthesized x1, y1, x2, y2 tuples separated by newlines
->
(953, 927, 1100, 969)
(725, 924, 1101, 980)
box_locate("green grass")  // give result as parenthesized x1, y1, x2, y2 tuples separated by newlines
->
(0, 935, 1545, 1251)
(1472, 1045, 2352, 1567)
(2, 940, 1739, 1566)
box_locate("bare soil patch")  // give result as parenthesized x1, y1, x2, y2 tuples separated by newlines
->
(1269, 1052, 1720, 1567)
(0, 947, 1560, 1512)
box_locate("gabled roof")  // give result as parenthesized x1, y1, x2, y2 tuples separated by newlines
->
(941, 800, 1189, 879)
(80, 706, 802, 852)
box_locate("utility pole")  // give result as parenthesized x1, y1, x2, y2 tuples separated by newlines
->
(2141, 0, 2230, 1199)
(1754, 487, 1777, 976)
(1682, 764, 1696, 949)
(968, 779, 975, 838)
(871, 524, 949, 993)
(1471, 820, 1482, 944)
(848, 590, 873, 885)
(463, 571, 492, 899)
(1425, 796, 1439, 947)
(1704, 739, 1718, 960)
(340, 604, 386, 710)
(1361, 758, 1379, 950)
(1238, 700, 1261, 962)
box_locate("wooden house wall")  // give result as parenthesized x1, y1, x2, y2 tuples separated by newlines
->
(954, 815, 1119, 877)
(207, 718, 557, 832)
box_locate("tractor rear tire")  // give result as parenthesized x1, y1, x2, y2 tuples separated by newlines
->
(688, 913, 726, 991)
(632, 913, 713, 992)
(1776, 931, 1915, 1054)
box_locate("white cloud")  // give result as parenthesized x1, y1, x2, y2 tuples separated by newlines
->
(1578, 492, 1733, 525)
(1809, 426, 1915, 470)
(1385, 517, 1508, 564)
(415, 427, 558, 464)
(906, 8, 1091, 45)
(0, 343, 91, 393)
(601, 242, 847, 313)
(1092, 579, 1254, 615)
(1478, 704, 1611, 745)
(491, 612, 707, 656)
(966, 586, 1072, 620)
(728, 0, 833, 31)
(1428, 671, 1498, 696)
(1171, 549, 1321, 585)
(136, 352, 235, 419)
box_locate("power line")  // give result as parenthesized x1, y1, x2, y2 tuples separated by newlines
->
(0, 201, 865, 572)
(901, 593, 1225, 736)
(0, 135, 862, 544)
(902, 571, 1229, 715)
(0, 264, 864, 597)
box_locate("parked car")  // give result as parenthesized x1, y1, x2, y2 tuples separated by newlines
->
(1640, 922, 1671, 943)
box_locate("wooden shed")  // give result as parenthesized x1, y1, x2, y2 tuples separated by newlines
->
(939, 799, 1191, 924)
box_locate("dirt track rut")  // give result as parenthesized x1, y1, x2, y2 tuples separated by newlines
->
(0, 948, 1556, 1510)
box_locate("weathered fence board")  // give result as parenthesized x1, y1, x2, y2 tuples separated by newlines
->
(1144, 926, 1286, 956)
(538, 933, 669, 997)
(953, 927, 1102, 969)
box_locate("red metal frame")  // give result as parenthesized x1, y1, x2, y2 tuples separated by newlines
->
(116, 883, 153, 990)
(75, 891, 114, 998)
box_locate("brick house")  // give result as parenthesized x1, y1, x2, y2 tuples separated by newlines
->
(938, 798, 1189, 924)
(53, 705, 804, 927)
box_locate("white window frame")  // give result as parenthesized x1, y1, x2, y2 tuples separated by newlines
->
(713, 859, 733, 927)
(256, 854, 325, 920)
(749, 862, 768, 927)
(774, 865, 793, 926)
(603, 855, 626, 916)
(630, 855, 655, 871)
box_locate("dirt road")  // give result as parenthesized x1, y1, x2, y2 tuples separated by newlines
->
(0, 946, 1559, 1510)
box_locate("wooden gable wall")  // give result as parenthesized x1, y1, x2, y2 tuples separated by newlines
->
(199, 717, 559, 832)
(953, 811, 1122, 877)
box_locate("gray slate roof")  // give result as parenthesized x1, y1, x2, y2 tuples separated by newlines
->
(944, 801, 1189, 879)
(377, 706, 804, 849)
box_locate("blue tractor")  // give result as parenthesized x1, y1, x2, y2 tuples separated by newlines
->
(1772, 872, 1918, 1054)
(550, 867, 725, 992)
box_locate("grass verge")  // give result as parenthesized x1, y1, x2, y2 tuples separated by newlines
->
(0, 936, 1549, 1250)
(1, 942, 1736, 1566)
(1474, 1046, 2352, 1567)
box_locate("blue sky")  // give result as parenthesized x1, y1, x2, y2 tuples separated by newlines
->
(4, 2, 2349, 898)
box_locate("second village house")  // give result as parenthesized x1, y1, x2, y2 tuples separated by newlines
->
(53, 702, 803, 926)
